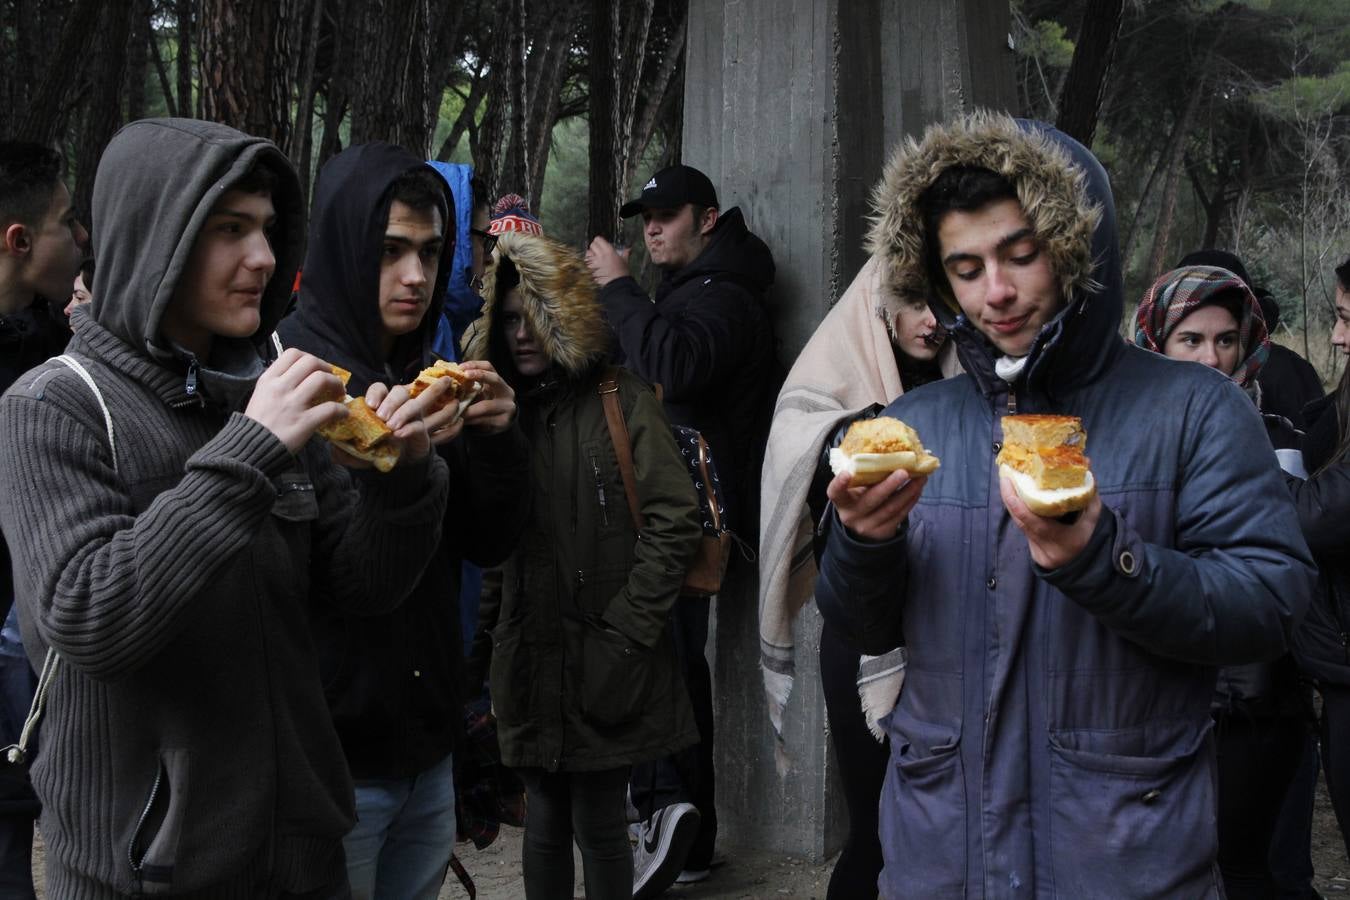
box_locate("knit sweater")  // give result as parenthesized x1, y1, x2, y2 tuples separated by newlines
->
(0, 119, 450, 898)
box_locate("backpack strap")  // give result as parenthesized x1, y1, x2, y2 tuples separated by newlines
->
(4, 354, 116, 766)
(597, 366, 644, 532)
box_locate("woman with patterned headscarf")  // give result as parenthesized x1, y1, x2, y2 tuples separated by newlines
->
(1135, 263, 1303, 900)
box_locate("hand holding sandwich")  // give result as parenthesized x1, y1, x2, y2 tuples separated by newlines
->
(457, 361, 516, 434)
(246, 349, 349, 453)
(827, 469, 928, 543)
(1000, 474, 1101, 569)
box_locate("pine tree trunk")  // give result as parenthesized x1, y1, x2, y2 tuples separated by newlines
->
(1055, 0, 1123, 147)
(1145, 79, 1204, 281)
(16, 0, 104, 145)
(198, 0, 293, 148)
(586, 0, 621, 240)
(176, 0, 193, 117)
(349, 0, 434, 156)
(73, 1, 134, 219)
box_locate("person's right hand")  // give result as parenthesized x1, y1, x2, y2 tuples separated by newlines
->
(585, 236, 631, 287)
(245, 348, 348, 453)
(826, 469, 927, 542)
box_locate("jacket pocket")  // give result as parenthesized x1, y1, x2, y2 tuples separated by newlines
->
(881, 707, 965, 898)
(127, 749, 190, 895)
(1047, 727, 1219, 898)
(271, 474, 319, 522)
(581, 620, 654, 727)
(488, 618, 531, 726)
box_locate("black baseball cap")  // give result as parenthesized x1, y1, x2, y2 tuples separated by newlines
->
(620, 165, 719, 218)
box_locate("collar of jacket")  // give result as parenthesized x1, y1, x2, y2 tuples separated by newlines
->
(867, 113, 1125, 405)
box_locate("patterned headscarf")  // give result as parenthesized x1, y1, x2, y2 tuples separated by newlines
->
(1134, 265, 1270, 391)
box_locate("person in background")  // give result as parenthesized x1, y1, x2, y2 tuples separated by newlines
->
(760, 248, 949, 900)
(65, 255, 93, 320)
(277, 144, 527, 900)
(465, 231, 701, 900)
(1134, 263, 1307, 900)
(0, 140, 87, 900)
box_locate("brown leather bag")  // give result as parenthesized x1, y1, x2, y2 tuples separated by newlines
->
(598, 369, 732, 598)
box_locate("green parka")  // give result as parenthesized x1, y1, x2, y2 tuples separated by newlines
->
(465, 232, 701, 772)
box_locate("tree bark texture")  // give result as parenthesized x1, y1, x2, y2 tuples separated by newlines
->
(198, 0, 294, 148)
(15, 0, 103, 145)
(176, 0, 194, 117)
(72, 0, 134, 219)
(1145, 75, 1205, 282)
(586, 0, 621, 240)
(349, 0, 434, 156)
(1055, 0, 1124, 147)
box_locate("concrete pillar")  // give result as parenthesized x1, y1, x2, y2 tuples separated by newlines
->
(683, 0, 1017, 861)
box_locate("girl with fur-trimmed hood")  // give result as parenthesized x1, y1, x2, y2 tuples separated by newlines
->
(463, 232, 701, 899)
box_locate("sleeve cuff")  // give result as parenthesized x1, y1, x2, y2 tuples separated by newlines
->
(193, 413, 294, 478)
(1037, 505, 1130, 591)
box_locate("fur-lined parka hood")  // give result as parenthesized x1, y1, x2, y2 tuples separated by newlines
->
(462, 232, 612, 382)
(867, 112, 1123, 399)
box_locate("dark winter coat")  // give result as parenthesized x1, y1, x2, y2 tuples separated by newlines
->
(816, 114, 1314, 899)
(1288, 397, 1350, 687)
(0, 119, 450, 898)
(598, 206, 778, 535)
(465, 232, 701, 772)
(276, 144, 529, 779)
(1260, 343, 1324, 431)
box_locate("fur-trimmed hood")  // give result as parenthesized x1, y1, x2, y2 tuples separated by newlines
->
(462, 232, 612, 381)
(867, 112, 1123, 399)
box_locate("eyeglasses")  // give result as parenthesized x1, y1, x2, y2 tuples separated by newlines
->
(470, 228, 498, 257)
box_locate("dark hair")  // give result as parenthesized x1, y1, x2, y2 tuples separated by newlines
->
(486, 255, 523, 378)
(470, 176, 489, 215)
(0, 141, 66, 227)
(229, 163, 279, 197)
(79, 256, 95, 282)
(390, 167, 449, 218)
(1319, 254, 1350, 475)
(917, 166, 1019, 287)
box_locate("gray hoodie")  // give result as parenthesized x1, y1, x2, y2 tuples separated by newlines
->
(0, 119, 449, 898)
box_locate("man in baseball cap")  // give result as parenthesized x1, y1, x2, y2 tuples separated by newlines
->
(586, 162, 778, 898)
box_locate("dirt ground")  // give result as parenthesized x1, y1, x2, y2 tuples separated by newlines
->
(27, 775, 1350, 898)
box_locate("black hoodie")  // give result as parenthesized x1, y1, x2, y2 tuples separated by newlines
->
(278, 144, 529, 778)
(599, 206, 780, 535)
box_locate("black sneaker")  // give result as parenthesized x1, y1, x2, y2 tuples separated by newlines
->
(632, 802, 700, 899)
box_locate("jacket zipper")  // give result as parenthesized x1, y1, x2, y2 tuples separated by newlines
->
(128, 761, 166, 877)
(590, 452, 609, 526)
(1007, 384, 1017, 414)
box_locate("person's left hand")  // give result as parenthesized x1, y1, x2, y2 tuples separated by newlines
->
(585, 236, 631, 287)
(458, 360, 517, 434)
(999, 473, 1102, 569)
(335, 381, 434, 467)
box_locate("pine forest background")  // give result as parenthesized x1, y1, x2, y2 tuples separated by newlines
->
(1, 0, 1347, 379)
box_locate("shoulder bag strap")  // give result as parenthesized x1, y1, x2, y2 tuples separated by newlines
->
(597, 366, 644, 532)
(5, 354, 116, 765)
(695, 435, 721, 533)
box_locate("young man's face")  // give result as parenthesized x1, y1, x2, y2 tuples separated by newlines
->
(642, 204, 714, 271)
(163, 189, 276, 355)
(378, 200, 444, 339)
(26, 180, 88, 305)
(936, 197, 1061, 358)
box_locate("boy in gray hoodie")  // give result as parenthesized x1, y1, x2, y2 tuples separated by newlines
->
(0, 118, 449, 898)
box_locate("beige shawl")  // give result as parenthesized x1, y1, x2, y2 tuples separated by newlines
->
(759, 256, 939, 763)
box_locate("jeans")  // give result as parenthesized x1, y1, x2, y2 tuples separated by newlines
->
(344, 752, 457, 900)
(630, 597, 716, 869)
(518, 766, 631, 900)
(0, 649, 37, 900)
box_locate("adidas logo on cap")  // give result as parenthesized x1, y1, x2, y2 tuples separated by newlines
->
(644, 177, 658, 190)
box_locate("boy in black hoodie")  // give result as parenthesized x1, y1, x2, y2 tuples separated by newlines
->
(277, 143, 528, 900)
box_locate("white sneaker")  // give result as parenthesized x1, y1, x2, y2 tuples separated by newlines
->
(632, 803, 700, 899)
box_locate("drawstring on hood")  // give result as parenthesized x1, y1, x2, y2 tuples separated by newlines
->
(463, 232, 612, 385)
(866, 112, 1121, 402)
(88, 119, 306, 408)
(277, 144, 454, 397)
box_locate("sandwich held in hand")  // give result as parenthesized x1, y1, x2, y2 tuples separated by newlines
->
(315, 365, 401, 472)
(997, 414, 1095, 517)
(829, 417, 941, 485)
(408, 360, 483, 419)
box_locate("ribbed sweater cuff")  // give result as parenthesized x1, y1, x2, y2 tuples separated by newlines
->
(192, 413, 295, 478)
(357, 449, 441, 509)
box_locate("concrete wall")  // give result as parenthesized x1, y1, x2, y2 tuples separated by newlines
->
(682, 0, 1017, 861)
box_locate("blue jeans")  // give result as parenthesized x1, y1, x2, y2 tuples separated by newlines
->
(344, 752, 457, 900)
